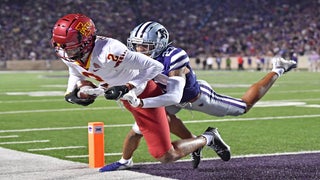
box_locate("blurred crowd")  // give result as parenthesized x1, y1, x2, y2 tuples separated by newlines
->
(1, 0, 320, 66)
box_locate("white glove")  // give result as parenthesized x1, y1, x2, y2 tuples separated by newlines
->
(271, 57, 285, 76)
(122, 90, 142, 108)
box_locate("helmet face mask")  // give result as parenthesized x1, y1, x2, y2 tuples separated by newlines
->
(127, 37, 155, 57)
(127, 21, 169, 58)
(51, 14, 96, 61)
(54, 45, 83, 60)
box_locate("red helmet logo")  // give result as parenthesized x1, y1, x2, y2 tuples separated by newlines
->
(75, 21, 93, 37)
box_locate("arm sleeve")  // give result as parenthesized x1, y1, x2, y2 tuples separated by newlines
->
(142, 76, 185, 108)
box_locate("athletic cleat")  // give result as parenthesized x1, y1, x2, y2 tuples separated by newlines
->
(272, 57, 297, 73)
(99, 160, 133, 172)
(203, 127, 231, 161)
(191, 147, 202, 169)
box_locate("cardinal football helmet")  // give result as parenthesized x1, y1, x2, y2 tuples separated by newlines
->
(127, 21, 169, 58)
(51, 14, 96, 61)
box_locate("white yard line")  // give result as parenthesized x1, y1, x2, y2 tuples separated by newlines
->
(1, 97, 320, 104)
(0, 140, 49, 145)
(1, 99, 319, 115)
(0, 106, 121, 115)
(0, 135, 19, 138)
(28, 146, 86, 151)
(0, 124, 132, 133)
(0, 114, 319, 133)
(65, 152, 122, 158)
(0, 99, 64, 103)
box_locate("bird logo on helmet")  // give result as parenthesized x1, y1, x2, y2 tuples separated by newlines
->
(51, 14, 96, 61)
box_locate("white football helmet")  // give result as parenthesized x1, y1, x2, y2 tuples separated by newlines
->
(127, 21, 169, 58)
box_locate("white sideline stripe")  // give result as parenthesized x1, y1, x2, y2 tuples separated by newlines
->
(232, 150, 320, 159)
(0, 107, 121, 115)
(0, 135, 19, 138)
(65, 150, 320, 161)
(65, 152, 122, 158)
(28, 146, 86, 152)
(0, 114, 319, 133)
(0, 140, 49, 145)
(203, 150, 320, 161)
(134, 150, 320, 165)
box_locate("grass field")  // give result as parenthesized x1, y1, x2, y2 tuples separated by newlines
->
(0, 70, 319, 165)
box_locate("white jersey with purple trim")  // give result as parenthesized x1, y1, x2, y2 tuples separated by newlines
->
(62, 36, 164, 96)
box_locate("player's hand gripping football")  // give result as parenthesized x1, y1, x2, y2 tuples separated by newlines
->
(122, 90, 142, 108)
(104, 85, 130, 100)
(65, 88, 95, 106)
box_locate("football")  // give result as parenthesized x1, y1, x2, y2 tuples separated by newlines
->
(76, 80, 98, 99)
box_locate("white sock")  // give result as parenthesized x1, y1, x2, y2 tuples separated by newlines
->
(202, 134, 213, 146)
(119, 157, 132, 164)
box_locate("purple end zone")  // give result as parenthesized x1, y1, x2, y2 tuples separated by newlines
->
(130, 153, 320, 179)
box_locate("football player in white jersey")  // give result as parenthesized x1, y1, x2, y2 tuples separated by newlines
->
(99, 21, 297, 171)
(52, 14, 227, 168)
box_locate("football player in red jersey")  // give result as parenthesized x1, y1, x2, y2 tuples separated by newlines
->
(52, 14, 225, 167)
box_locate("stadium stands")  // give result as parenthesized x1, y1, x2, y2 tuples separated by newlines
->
(0, 0, 319, 63)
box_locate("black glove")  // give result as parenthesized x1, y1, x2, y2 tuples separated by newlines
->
(104, 85, 129, 100)
(65, 88, 95, 106)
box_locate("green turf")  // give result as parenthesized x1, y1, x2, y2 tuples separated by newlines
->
(0, 70, 319, 164)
